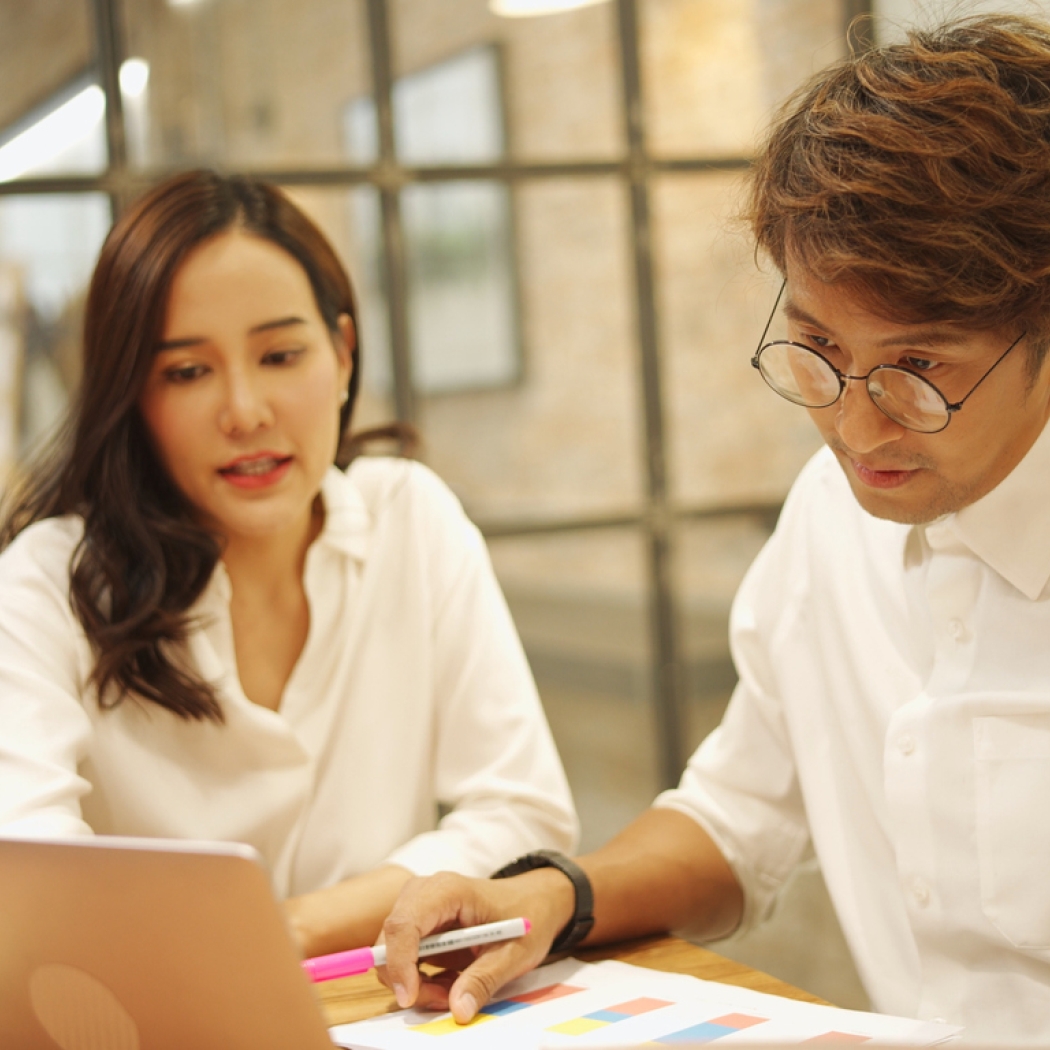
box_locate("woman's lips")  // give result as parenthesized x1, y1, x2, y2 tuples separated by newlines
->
(218, 454, 292, 489)
(850, 458, 919, 489)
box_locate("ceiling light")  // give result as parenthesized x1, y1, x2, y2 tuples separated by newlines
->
(490, 0, 611, 17)
(0, 86, 105, 183)
(119, 58, 150, 99)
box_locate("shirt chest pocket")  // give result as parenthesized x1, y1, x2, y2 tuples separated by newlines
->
(974, 714, 1050, 950)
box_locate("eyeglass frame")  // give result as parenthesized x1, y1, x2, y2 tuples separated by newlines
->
(750, 281, 1026, 434)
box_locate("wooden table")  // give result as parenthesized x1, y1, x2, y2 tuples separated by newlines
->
(314, 935, 826, 1027)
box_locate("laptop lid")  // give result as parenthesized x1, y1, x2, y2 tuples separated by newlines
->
(0, 835, 337, 1050)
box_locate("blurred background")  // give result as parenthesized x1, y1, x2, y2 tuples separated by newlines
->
(0, 0, 1039, 1011)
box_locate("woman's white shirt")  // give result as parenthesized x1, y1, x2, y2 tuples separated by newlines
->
(0, 458, 577, 897)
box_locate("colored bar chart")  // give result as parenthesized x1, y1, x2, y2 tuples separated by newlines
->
(408, 984, 585, 1035)
(547, 996, 672, 1036)
(649, 1011, 768, 1044)
(327, 956, 960, 1049)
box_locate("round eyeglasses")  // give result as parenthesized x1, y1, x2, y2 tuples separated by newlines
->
(750, 283, 1026, 434)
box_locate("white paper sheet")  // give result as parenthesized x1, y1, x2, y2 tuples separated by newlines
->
(328, 957, 961, 1049)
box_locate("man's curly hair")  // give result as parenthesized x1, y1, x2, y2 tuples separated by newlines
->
(747, 14, 1050, 363)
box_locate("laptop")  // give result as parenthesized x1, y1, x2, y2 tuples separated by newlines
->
(0, 834, 343, 1049)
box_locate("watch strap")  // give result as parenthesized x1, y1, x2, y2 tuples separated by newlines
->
(491, 849, 595, 953)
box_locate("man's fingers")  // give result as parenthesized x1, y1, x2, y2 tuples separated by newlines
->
(379, 867, 564, 1019)
(414, 979, 452, 1012)
(447, 941, 543, 1024)
(380, 873, 488, 1006)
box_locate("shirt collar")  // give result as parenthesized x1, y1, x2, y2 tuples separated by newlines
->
(195, 466, 370, 618)
(923, 419, 1050, 600)
(314, 464, 372, 562)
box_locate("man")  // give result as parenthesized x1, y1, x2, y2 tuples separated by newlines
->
(380, 15, 1050, 1041)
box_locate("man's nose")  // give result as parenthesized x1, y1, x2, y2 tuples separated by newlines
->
(833, 375, 904, 454)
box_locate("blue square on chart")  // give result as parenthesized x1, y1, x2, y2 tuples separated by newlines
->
(584, 1009, 630, 1023)
(479, 999, 530, 1016)
(656, 1021, 737, 1044)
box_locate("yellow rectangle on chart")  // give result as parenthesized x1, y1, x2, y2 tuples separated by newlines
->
(411, 1014, 496, 1035)
(548, 1017, 610, 1035)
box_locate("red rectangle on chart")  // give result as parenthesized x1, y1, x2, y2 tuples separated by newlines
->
(508, 983, 585, 1005)
(609, 997, 674, 1016)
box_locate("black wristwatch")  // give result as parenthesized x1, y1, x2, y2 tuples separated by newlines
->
(491, 849, 595, 953)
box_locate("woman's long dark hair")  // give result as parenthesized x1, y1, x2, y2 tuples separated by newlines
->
(0, 170, 369, 721)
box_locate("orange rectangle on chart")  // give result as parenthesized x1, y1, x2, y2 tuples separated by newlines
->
(711, 1013, 768, 1029)
(608, 997, 673, 1016)
(509, 983, 586, 1005)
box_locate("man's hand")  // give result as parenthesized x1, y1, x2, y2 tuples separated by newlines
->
(379, 808, 743, 1024)
(379, 867, 575, 1023)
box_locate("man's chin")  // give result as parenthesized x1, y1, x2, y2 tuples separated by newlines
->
(840, 464, 947, 525)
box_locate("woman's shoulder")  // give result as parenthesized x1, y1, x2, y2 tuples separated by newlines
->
(1, 515, 83, 570)
(0, 515, 83, 601)
(336, 458, 484, 565)
(343, 456, 466, 517)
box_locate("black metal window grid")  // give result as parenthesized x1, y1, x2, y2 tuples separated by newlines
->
(0, 0, 866, 788)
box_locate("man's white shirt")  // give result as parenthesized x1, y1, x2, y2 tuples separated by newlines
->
(657, 421, 1050, 1041)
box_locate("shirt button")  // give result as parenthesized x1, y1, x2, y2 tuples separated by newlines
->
(947, 618, 965, 641)
(898, 735, 916, 756)
(911, 878, 931, 907)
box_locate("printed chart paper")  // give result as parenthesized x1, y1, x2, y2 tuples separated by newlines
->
(328, 958, 961, 1049)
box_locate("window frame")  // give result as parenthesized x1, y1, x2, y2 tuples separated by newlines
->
(0, 0, 863, 787)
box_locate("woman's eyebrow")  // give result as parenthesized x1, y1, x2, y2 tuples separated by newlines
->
(249, 315, 307, 335)
(155, 336, 203, 352)
(155, 316, 308, 353)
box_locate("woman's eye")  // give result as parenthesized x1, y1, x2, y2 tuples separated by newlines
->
(263, 347, 305, 366)
(163, 363, 206, 384)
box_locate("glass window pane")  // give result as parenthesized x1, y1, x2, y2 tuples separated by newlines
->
(641, 0, 843, 157)
(417, 178, 644, 522)
(120, 0, 372, 169)
(676, 515, 772, 755)
(489, 527, 655, 851)
(0, 1, 94, 132)
(0, 194, 112, 479)
(403, 181, 519, 394)
(653, 173, 823, 507)
(0, 0, 103, 180)
(277, 186, 395, 433)
(871, 0, 1050, 43)
(339, 184, 395, 419)
(391, 0, 624, 161)
(348, 45, 505, 165)
(0, 79, 107, 182)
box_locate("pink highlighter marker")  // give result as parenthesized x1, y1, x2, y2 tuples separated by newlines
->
(302, 917, 532, 983)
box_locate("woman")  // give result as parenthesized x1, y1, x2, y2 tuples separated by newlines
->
(0, 170, 577, 958)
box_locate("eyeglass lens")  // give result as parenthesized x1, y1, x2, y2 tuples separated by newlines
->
(756, 342, 950, 433)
